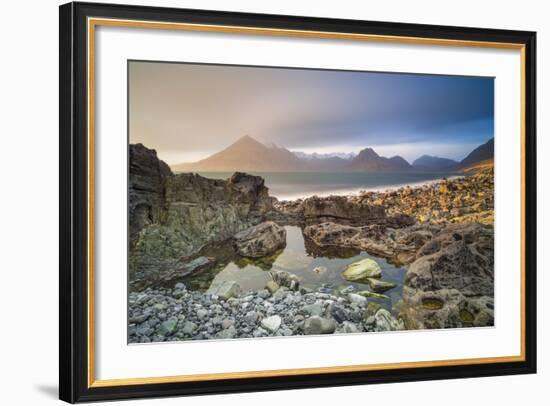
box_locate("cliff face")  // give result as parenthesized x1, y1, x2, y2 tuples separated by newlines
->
(129, 144, 274, 287)
(129, 143, 172, 242)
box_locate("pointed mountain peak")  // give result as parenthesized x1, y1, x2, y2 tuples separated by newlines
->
(235, 134, 261, 145)
(357, 147, 380, 158)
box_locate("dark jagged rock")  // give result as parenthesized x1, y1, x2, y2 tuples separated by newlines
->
(129, 144, 274, 289)
(129, 143, 172, 242)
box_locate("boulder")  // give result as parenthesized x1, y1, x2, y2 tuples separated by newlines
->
(341, 258, 382, 282)
(261, 315, 282, 332)
(206, 280, 241, 300)
(365, 278, 396, 293)
(405, 223, 494, 297)
(303, 316, 337, 335)
(234, 222, 287, 258)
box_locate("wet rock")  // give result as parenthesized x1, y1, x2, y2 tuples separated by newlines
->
(341, 258, 382, 282)
(365, 278, 396, 293)
(234, 222, 286, 258)
(357, 291, 389, 300)
(177, 256, 215, 277)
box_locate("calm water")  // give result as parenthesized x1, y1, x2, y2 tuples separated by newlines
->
(178, 226, 406, 309)
(196, 171, 462, 200)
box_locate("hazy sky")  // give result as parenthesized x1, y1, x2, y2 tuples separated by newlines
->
(129, 61, 494, 165)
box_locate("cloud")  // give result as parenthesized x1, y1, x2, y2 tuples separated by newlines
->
(129, 61, 494, 164)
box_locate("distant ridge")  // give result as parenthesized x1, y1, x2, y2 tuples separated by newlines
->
(171, 135, 495, 173)
(349, 148, 412, 172)
(413, 155, 459, 171)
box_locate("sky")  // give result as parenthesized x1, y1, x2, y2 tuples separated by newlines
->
(129, 61, 494, 165)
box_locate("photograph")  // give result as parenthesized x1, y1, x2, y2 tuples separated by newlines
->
(127, 61, 495, 343)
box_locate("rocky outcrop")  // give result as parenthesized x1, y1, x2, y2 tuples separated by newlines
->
(303, 222, 434, 265)
(302, 195, 386, 225)
(129, 144, 274, 288)
(270, 194, 415, 228)
(129, 144, 172, 242)
(398, 222, 494, 329)
(233, 221, 286, 258)
(405, 222, 494, 297)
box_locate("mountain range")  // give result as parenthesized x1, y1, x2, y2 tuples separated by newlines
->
(171, 135, 494, 173)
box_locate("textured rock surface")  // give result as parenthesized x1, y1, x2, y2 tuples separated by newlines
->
(129, 144, 274, 288)
(301, 195, 386, 225)
(129, 144, 172, 242)
(233, 221, 286, 258)
(303, 222, 432, 265)
(398, 222, 494, 329)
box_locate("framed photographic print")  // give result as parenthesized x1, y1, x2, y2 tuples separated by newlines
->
(59, 1, 537, 403)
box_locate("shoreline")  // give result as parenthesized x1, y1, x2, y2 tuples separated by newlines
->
(275, 175, 466, 201)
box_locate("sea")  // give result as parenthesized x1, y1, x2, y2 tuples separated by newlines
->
(195, 171, 464, 200)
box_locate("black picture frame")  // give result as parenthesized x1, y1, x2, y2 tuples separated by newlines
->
(59, 1, 537, 403)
